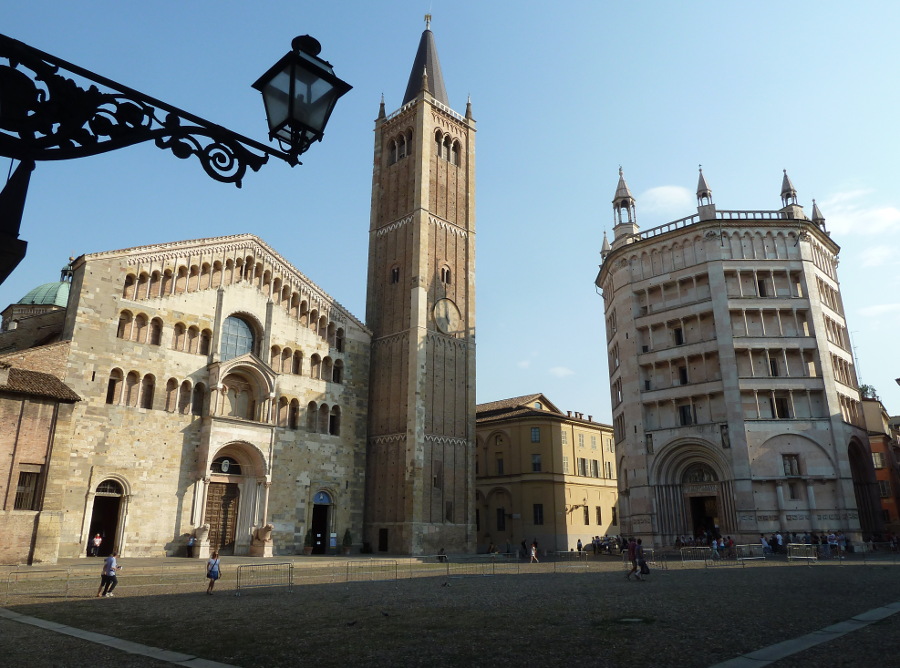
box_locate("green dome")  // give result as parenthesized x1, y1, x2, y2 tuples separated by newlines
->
(18, 281, 70, 307)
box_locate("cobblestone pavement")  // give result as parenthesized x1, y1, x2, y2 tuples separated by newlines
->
(2, 555, 899, 667)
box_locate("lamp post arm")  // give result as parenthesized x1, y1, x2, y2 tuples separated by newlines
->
(0, 34, 299, 187)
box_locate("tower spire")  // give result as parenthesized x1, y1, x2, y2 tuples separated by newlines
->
(402, 16, 449, 106)
(781, 169, 798, 206)
(611, 167, 639, 246)
(697, 165, 713, 205)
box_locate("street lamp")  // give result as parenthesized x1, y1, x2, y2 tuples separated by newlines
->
(0, 33, 351, 284)
(253, 36, 352, 162)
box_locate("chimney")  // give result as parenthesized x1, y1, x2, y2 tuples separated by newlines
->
(588, 415, 593, 422)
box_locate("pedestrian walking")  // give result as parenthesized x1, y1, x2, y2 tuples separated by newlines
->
(90, 533, 102, 557)
(186, 534, 196, 558)
(96, 551, 121, 597)
(625, 537, 638, 580)
(635, 539, 648, 580)
(530, 542, 539, 563)
(206, 550, 221, 594)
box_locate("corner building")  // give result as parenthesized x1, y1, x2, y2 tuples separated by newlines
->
(364, 21, 477, 554)
(595, 169, 882, 546)
(475, 394, 618, 554)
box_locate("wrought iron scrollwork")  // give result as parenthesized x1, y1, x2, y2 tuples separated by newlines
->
(0, 34, 275, 187)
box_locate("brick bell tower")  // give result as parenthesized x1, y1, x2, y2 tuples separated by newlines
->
(364, 16, 476, 555)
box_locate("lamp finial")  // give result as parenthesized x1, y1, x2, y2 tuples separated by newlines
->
(425, 13, 431, 30)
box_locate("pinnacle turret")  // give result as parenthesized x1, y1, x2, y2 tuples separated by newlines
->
(697, 166, 713, 205)
(781, 169, 798, 206)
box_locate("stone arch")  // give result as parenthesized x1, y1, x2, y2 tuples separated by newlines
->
(848, 436, 880, 536)
(86, 474, 131, 556)
(648, 437, 736, 542)
(205, 440, 269, 554)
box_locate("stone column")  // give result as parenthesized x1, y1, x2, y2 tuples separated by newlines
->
(775, 481, 787, 527)
(806, 482, 818, 532)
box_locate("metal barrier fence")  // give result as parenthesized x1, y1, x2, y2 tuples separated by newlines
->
(860, 542, 900, 564)
(622, 548, 668, 572)
(347, 558, 402, 582)
(680, 547, 713, 567)
(553, 551, 589, 572)
(235, 562, 293, 596)
(787, 543, 819, 564)
(736, 544, 766, 562)
(4, 562, 203, 605)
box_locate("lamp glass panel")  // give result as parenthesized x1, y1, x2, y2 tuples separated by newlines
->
(260, 67, 292, 136)
(291, 73, 340, 134)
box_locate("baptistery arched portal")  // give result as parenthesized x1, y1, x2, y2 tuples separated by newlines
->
(650, 439, 735, 545)
(682, 463, 720, 539)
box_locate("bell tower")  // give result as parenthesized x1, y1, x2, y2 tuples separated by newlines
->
(364, 16, 476, 554)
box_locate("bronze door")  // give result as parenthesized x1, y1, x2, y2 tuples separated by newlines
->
(207, 482, 239, 553)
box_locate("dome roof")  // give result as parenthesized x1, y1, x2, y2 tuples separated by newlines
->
(18, 281, 70, 307)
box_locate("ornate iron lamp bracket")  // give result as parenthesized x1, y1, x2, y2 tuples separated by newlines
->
(0, 34, 297, 187)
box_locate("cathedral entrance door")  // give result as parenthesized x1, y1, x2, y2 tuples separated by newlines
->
(88, 480, 124, 557)
(689, 496, 719, 537)
(311, 490, 332, 555)
(206, 482, 240, 554)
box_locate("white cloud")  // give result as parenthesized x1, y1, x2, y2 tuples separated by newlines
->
(858, 304, 900, 318)
(860, 246, 894, 267)
(639, 186, 693, 216)
(819, 190, 900, 236)
(517, 359, 531, 369)
(548, 366, 575, 378)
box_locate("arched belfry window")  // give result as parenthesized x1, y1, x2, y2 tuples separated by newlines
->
(221, 315, 256, 361)
(390, 266, 400, 284)
(440, 266, 452, 285)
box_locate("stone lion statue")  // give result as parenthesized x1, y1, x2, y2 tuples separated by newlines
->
(251, 523, 274, 545)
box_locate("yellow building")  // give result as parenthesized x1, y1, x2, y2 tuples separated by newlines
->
(475, 394, 618, 554)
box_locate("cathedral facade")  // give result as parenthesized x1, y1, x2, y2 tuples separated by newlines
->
(595, 169, 882, 546)
(2, 234, 370, 561)
(0, 20, 476, 563)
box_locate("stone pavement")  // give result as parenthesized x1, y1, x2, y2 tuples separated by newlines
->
(2, 555, 900, 667)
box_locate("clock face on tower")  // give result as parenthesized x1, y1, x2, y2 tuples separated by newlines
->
(433, 298, 461, 335)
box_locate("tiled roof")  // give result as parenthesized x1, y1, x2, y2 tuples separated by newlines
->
(476, 393, 563, 424)
(0, 365, 80, 402)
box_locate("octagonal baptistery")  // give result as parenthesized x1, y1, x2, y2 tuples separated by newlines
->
(38, 234, 369, 559)
(594, 169, 881, 548)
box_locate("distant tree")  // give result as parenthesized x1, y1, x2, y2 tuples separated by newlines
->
(859, 384, 879, 400)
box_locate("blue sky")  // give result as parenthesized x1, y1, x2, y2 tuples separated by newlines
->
(3, 1, 900, 422)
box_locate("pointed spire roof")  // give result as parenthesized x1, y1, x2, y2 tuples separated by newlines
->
(402, 15, 449, 106)
(781, 169, 798, 205)
(697, 165, 713, 203)
(811, 199, 825, 225)
(613, 167, 635, 204)
(601, 231, 611, 253)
